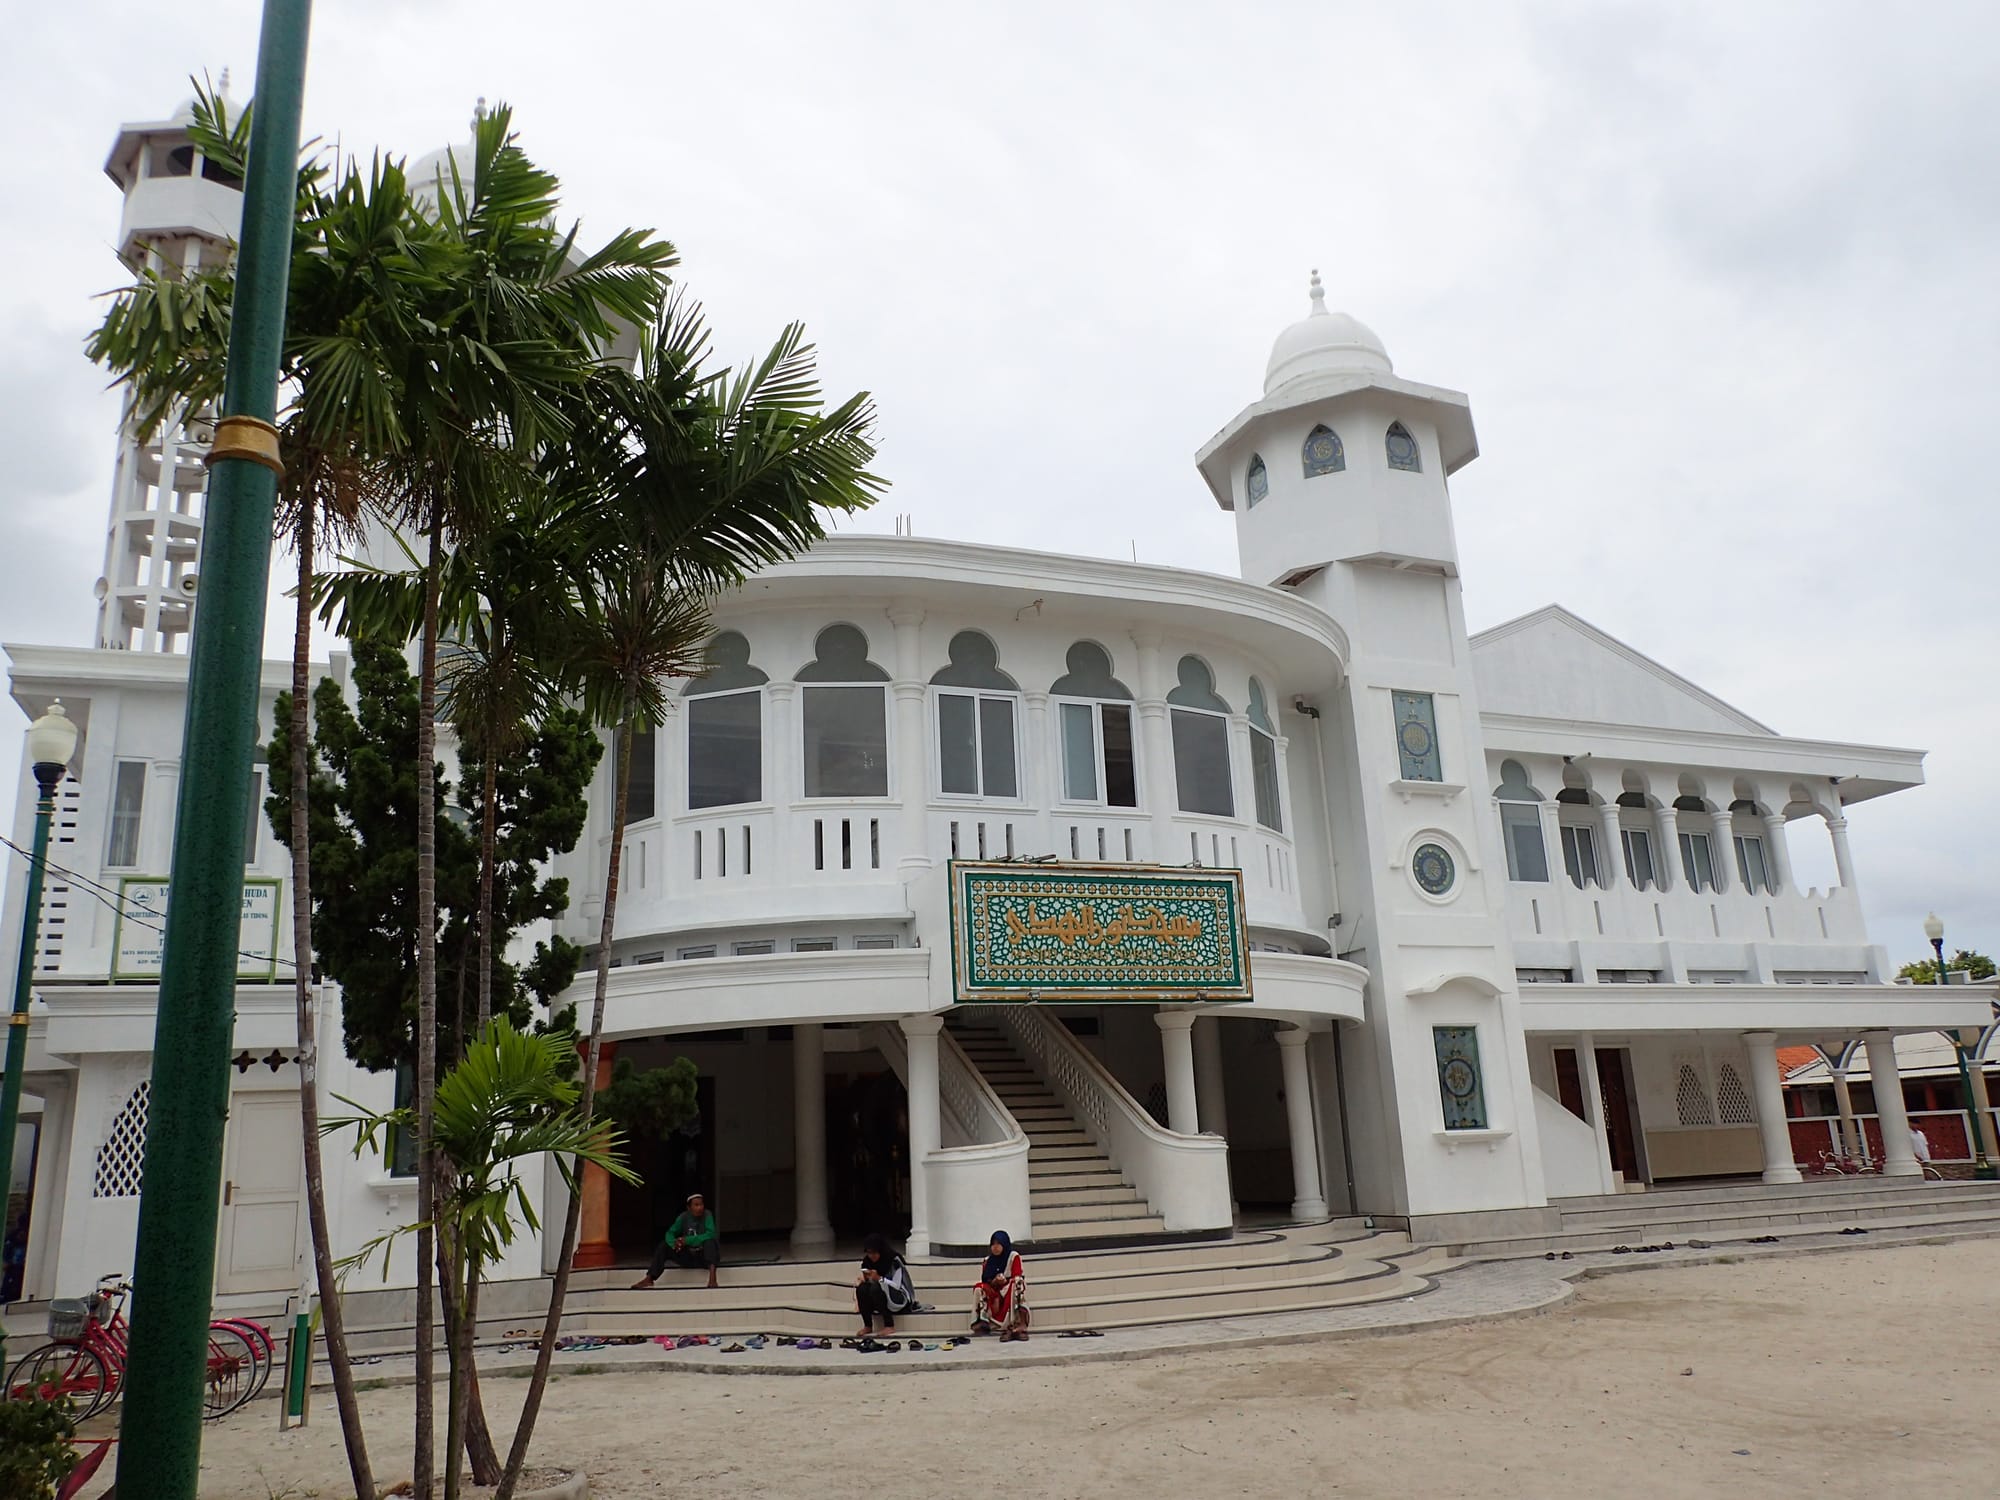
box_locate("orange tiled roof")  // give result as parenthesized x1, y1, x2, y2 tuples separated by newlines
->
(1777, 1045, 1821, 1075)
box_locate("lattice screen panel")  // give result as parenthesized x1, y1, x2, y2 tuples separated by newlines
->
(93, 1079, 151, 1198)
(1714, 1062, 1755, 1125)
(1674, 1062, 1714, 1126)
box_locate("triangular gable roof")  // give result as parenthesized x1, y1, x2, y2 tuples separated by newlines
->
(1469, 605, 1775, 736)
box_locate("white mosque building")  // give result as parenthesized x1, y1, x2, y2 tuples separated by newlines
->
(3, 92, 1995, 1322)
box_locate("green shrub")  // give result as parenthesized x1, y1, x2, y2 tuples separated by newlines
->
(0, 1395, 81, 1500)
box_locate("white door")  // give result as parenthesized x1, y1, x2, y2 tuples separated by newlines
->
(217, 1092, 304, 1295)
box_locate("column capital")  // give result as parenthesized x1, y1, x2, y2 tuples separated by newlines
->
(1742, 1030, 1779, 1048)
(1274, 1022, 1311, 1051)
(891, 680, 926, 702)
(900, 1012, 945, 1038)
(767, 679, 797, 701)
(1153, 1007, 1199, 1034)
(1825, 814, 1849, 832)
(886, 603, 926, 628)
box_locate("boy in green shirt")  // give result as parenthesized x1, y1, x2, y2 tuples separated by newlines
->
(632, 1191, 720, 1288)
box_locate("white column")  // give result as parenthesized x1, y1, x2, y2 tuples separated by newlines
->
(888, 605, 931, 875)
(1576, 1034, 1619, 1193)
(1192, 1015, 1229, 1137)
(789, 1023, 833, 1252)
(142, 758, 181, 873)
(1022, 691, 1055, 858)
(1132, 633, 1177, 858)
(767, 682, 796, 871)
(1655, 806, 1682, 890)
(1597, 802, 1624, 890)
(900, 1014, 943, 1254)
(1275, 1026, 1328, 1219)
(1864, 1030, 1920, 1176)
(1708, 807, 1736, 893)
(1830, 1067, 1864, 1162)
(1761, 814, 1793, 895)
(1826, 815, 1857, 891)
(1744, 1031, 1802, 1184)
(1154, 1008, 1199, 1136)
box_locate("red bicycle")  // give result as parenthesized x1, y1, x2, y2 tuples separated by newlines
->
(3, 1274, 271, 1421)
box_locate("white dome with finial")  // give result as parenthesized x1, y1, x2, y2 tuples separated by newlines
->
(1263, 270, 1393, 395)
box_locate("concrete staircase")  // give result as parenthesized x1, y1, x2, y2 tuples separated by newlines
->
(946, 1015, 1167, 1243)
(1452, 1175, 2000, 1259)
(548, 1219, 1448, 1340)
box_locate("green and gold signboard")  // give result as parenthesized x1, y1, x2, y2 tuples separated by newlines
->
(948, 860, 1252, 1002)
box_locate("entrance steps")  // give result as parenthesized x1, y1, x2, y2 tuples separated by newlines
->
(947, 1017, 1169, 1243)
(1452, 1176, 2000, 1260)
(548, 1220, 1447, 1340)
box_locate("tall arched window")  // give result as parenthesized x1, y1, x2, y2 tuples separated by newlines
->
(931, 630, 1020, 798)
(1245, 454, 1269, 507)
(1050, 642, 1137, 808)
(1168, 656, 1233, 818)
(1247, 678, 1282, 832)
(1495, 759, 1548, 882)
(684, 630, 768, 809)
(1302, 424, 1344, 477)
(1386, 421, 1421, 472)
(796, 624, 890, 798)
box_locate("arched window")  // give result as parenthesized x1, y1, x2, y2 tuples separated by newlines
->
(1386, 421, 1421, 472)
(1494, 759, 1548, 883)
(1302, 424, 1344, 478)
(1673, 794, 1716, 893)
(1247, 678, 1282, 832)
(1245, 454, 1269, 507)
(796, 624, 890, 798)
(1167, 656, 1233, 818)
(931, 631, 1020, 798)
(1050, 643, 1136, 807)
(684, 630, 768, 809)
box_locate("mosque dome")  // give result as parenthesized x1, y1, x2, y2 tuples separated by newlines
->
(1263, 271, 1393, 395)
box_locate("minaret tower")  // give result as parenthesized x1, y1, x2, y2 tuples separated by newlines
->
(1195, 275, 1549, 1230)
(94, 80, 244, 652)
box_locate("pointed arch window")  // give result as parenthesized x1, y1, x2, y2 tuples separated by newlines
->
(1168, 656, 1233, 818)
(1303, 424, 1345, 478)
(1051, 642, 1137, 808)
(931, 630, 1020, 799)
(1245, 454, 1269, 507)
(1386, 421, 1421, 472)
(1495, 759, 1548, 883)
(1247, 678, 1282, 832)
(797, 624, 890, 798)
(684, 631, 768, 809)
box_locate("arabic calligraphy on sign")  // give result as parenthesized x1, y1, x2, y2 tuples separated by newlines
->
(949, 861, 1251, 1001)
(1001, 901, 1206, 949)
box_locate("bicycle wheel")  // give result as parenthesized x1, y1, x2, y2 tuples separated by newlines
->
(6, 1341, 117, 1420)
(202, 1325, 259, 1420)
(213, 1317, 276, 1400)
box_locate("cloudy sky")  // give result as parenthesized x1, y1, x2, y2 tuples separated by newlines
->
(2, 1, 1994, 967)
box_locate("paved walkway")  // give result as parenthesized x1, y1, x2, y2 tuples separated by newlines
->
(310, 1216, 1997, 1387)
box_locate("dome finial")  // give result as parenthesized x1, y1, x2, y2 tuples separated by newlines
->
(1308, 268, 1326, 316)
(217, 67, 231, 95)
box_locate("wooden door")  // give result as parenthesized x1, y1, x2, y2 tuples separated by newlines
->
(1595, 1048, 1643, 1183)
(217, 1093, 303, 1294)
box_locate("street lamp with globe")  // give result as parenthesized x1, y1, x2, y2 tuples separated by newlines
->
(1925, 911, 1997, 1180)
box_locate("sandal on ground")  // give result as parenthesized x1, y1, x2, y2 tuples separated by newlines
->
(722, 1342, 746, 1354)
(1612, 1244, 1633, 1254)
(1057, 1329, 1103, 1338)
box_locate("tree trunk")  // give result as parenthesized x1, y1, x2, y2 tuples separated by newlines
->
(477, 751, 499, 1029)
(436, 1219, 504, 1485)
(443, 1222, 466, 1500)
(288, 509, 377, 1500)
(413, 504, 445, 1498)
(496, 704, 635, 1500)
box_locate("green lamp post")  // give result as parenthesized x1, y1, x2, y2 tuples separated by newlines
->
(0, 700, 79, 1369)
(1926, 911, 1997, 1180)
(113, 3, 313, 1494)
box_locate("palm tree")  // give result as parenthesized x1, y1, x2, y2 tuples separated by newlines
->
(85, 86, 417, 1500)
(379, 104, 672, 1496)
(330, 1016, 636, 1500)
(494, 294, 884, 1500)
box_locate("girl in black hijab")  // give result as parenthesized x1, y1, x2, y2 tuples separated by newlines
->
(855, 1232, 914, 1336)
(971, 1229, 1029, 1341)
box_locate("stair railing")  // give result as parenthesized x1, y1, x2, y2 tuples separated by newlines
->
(867, 1021, 1031, 1248)
(993, 1006, 1233, 1233)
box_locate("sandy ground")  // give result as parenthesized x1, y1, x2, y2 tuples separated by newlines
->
(82, 1239, 2000, 1500)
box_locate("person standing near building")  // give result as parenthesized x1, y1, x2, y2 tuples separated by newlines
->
(1911, 1125, 1932, 1165)
(631, 1192, 720, 1289)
